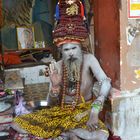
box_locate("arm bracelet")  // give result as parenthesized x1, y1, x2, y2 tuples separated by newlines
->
(50, 86, 60, 98)
(98, 77, 111, 86)
(51, 86, 60, 94)
(91, 100, 103, 112)
(49, 92, 59, 98)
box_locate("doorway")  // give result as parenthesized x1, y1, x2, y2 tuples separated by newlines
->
(93, 0, 120, 89)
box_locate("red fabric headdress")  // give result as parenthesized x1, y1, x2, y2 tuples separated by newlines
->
(53, 0, 88, 47)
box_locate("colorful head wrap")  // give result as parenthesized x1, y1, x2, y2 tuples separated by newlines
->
(53, 0, 88, 47)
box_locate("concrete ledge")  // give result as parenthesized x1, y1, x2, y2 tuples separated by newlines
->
(107, 88, 140, 140)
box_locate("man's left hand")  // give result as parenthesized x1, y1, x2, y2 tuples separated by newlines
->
(86, 108, 99, 131)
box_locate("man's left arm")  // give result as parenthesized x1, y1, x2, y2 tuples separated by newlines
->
(86, 54, 111, 131)
(89, 54, 111, 104)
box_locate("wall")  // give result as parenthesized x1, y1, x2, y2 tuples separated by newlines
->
(93, 1, 140, 139)
(108, 1, 140, 139)
(120, 0, 140, 91)
(93, 0, 140, 90)
(5, 65, 50, 85)
(110, 89, 140, 140)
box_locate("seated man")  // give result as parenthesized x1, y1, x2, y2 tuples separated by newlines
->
(13, 42, 111, 140)
(13, 1, 111, 139)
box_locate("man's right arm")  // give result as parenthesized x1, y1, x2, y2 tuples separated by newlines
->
(45, 61, 62, 105)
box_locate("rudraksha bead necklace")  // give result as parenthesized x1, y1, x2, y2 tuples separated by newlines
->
(61, 57, 83, 110)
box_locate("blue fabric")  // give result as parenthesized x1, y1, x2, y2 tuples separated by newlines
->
(55, 3, 60, 20)
(32, 0, 49, 23)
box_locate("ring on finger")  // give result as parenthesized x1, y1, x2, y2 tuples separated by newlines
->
(94, 124, 98, 129)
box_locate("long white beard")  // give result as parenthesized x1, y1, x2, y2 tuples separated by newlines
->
(63, 55, 83, 82)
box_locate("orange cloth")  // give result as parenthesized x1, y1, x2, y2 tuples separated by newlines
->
(0, 53, 21, 65)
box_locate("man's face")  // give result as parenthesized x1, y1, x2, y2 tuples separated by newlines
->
(62, 43, 82, 81)
(62, 43, 82, 62)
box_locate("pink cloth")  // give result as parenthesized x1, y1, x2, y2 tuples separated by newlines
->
(15, 97, 30, 116)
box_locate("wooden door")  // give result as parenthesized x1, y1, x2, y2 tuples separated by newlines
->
(93, 0, 120, 89)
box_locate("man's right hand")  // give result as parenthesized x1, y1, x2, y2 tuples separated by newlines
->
(45, 61, 61, 87)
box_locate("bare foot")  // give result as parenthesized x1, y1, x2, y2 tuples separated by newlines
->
(11, 122, 28, 133)
(69, 132, 81, 140)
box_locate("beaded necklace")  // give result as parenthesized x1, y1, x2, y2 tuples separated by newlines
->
(61, 56, 83, 110)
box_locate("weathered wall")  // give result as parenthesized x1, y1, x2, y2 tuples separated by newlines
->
(108, 1, 140, 139)
(93, 1, 140, 139)
(93, 0, 140, 90)
(5, 65, 50, 85)
(109, 88, 140, 140)
(120, 0, 140, 90)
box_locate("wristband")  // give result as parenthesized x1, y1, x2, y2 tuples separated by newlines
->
(91, 100, 103, 111)
(51, 86, 60, 94)
(50, 86, 60, 98)
(50, 92, 59, 98)
(98, 77, 111, 85)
